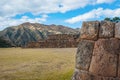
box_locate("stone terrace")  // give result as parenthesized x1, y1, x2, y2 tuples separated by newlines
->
(26, 34, 79, 48)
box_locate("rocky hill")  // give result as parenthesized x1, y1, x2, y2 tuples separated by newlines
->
(0, 22, 79, 47)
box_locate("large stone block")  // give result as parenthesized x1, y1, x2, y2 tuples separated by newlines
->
(72, 69, 120, 80)
(76, 40, 94, 70)
(89, 39, 118, 77)
(72, 69, 93, 80)
(99, 21, 115, 38)
(118, 54, 120, 77)
(93, 76, 120, 80)
(80, 21, 100, 40)
(115, 22, 120, 39)
(94, 38, 120, 54)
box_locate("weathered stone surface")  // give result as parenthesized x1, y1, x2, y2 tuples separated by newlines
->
(26, 34, 79, 48)
(76, 40, 94, 70)
(115, 22, 120, 39)
(73, 21, 120, 79)
(72, 69, 93, 80)
(89, 39, 118, 77)
(72, 69, 120, 80)
(99, 21, 115, 38)
(93, 76, 120, 80)
(118, 54, 120, 77)
(80, 21, 100, 40)
(92, 38, 120, 54)
(104, 38, 120, 54)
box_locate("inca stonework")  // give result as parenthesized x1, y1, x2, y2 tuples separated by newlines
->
(72, 21, 120, 80)
(26, 34, 79, 48)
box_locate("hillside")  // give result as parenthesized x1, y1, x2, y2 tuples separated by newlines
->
(0, 37, 13, 47)
(0, 22, 79, 47)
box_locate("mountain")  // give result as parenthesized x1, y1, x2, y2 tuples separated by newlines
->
(0, 22, 79, 47)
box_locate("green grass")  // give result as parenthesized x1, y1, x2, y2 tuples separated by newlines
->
(0, 48, 76, 80)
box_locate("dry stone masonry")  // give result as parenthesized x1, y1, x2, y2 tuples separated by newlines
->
(72, 21, 120, 80)
(26, 34, 79, 48)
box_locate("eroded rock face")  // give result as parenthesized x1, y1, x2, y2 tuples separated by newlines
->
(73, 21, 120, 80)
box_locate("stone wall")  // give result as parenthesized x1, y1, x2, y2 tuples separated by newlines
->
(26, 34, 79, 48)
(72, 21, 120, 80)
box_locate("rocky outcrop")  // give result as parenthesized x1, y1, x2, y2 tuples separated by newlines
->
(72, 21, 120, 80)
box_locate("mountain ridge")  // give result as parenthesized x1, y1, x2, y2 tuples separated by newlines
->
(0, 22, 79, 47)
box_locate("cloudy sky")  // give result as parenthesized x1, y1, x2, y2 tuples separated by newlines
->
(0, 0, 120, 30)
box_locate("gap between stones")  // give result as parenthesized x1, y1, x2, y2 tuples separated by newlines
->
(88, 41, 95, 71)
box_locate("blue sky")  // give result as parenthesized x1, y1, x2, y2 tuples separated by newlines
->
(0, 0, 120, 30)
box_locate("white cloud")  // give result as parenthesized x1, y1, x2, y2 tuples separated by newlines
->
(96, 0, 115, 4)
(0, 14, 48, 30)
(0, 0, 117, 30)
(65, 8, 120, 24)
(0, 0, 116, 17)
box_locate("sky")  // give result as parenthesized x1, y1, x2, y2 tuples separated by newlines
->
(0, 0, 120, 30)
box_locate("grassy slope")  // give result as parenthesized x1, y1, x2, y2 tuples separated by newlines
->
(0, 48, 76, 80)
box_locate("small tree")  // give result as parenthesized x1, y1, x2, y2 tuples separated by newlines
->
(104, 17, 120, 23)
(104, 17, 111, 21)
(112, 17, 120, 23)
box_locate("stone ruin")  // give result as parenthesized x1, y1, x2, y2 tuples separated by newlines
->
(72, 21, 120, 80)
(26, 34, 79, 48)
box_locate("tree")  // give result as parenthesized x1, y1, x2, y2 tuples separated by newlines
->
(104, 17, 111, 21)
(112, 17, 120, 23)
(104, 17, 120, 23)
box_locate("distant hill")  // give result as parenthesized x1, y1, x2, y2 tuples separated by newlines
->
(0, 22, 79, 47)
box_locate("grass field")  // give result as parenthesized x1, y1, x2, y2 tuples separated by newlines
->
(0, 48, 76, 80)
